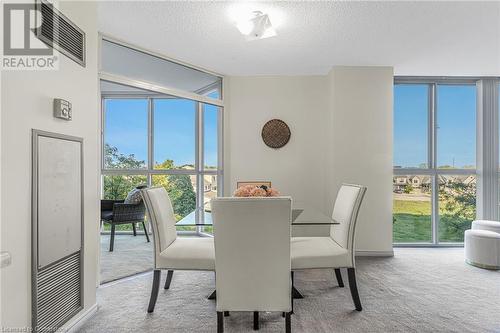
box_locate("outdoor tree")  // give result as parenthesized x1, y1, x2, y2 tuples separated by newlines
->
(166, 175, 197, 219)
(403, 184, 413, 194)
(103, 144, 147, 199)
(153, 160, 197, 221)
(439, 179, 476, 235)
(103, 146, 196, 221)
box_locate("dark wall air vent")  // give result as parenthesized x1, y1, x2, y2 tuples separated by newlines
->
(35, 0, 86, 67)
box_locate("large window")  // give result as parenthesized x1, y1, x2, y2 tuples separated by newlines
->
(102, 94, 223, 231)
(393, 82, 477, 244)
(394, 85, 429, 169)
(153, 99, 196, 170)
(104, 99, 148, 169)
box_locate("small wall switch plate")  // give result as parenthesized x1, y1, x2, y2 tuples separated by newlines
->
(53, 98, 72, 121)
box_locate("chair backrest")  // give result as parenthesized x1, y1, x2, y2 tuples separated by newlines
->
(212, 197, 292, 312)
(141, 187, 177, 260)
(330, 184, 367, 261)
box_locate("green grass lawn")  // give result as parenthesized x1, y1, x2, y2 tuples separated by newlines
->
(393, 200, 432, 243)
(393, 200, 471, 243)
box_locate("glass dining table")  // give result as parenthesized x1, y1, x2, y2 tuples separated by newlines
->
(176, 204, 339, 227)
(176, 204, 339, 300)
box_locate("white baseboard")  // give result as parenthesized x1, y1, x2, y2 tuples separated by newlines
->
(63, 303, 98, 333)
(355, 250, 394, 257)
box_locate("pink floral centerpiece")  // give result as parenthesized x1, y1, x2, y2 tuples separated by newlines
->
(234, 185, 280, 197)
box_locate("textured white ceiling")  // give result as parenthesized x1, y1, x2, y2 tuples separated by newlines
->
(98, 1, 500, 76)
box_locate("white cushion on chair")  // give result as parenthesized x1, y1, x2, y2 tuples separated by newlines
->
(142, 187, 215, 271)
(158, 237, 215, 271)
(291, 184, 366, 271)
(330, 185, 365, 249)
(141, 187, 177, 253)
(464, 229, 500, 270)
(291, 237, 350, 270)
(212, 197, 292, 312)
(472, 220, 500, 234)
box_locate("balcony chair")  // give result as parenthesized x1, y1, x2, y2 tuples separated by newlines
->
(291, 184, 367, 311)
(141, 186, 215, 313)
(212, 197, 293, 333)
(100, 185, 150, 252)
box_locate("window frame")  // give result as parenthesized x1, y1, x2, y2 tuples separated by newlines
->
(101, 94, 223, 230)
(394, 78, 479, 246)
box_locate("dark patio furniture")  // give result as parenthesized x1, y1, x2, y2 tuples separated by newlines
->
(101, 186, 150, 252)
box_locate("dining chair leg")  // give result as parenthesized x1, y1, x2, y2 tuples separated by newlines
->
(291, 271, 304, 299)
(217, 311, 224, 333)
(164, 270, 174, 289)
(147, 269, 161, 313)
(132, 222, 137, 236)
(253, 311, 259, 330)
(334, 269, 344, 287)
(209, 272, 217, 300)
(109, 224, 115, 252)
(285, 312, 291, 333)
(291, 272, 295, 314)
(347, 268, 362, 311)
(142, 221, 150, 242)
(224, 311, 230, 317)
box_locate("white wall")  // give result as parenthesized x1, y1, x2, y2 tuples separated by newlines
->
(0, 1, 99, 329)
(225, 67, 393, 254)
(327, 67, 394, 254)
(224, 76, 329, 214)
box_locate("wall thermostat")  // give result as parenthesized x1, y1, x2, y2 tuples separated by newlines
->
(53, 98, 72, 121)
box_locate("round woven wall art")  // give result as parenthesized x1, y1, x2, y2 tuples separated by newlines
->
(261, 119, 291, 149)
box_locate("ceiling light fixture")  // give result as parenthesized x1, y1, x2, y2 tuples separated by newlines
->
(235, 11, 277, 41)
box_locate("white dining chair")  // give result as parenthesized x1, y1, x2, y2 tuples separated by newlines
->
(212, 197, 293, 333)
(291, 184, 367, 311)
(141, 187, 215, 313)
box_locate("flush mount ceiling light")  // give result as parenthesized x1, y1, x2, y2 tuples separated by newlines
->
(235, 10, 277, 41)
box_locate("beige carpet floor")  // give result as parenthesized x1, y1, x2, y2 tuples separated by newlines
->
(81, 248, 500, 333)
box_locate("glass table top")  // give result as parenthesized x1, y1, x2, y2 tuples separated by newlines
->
(175, 205, 338, 227)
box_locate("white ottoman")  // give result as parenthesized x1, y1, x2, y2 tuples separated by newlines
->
(464, 229, 500, 269)
(472, 220, 500, 233)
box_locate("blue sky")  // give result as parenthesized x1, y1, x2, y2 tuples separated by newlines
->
(394, 84, 476, 168)
(105, 97, 218, 168)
